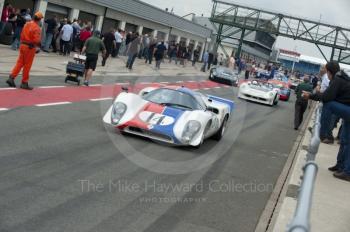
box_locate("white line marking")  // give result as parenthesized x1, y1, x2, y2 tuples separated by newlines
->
(140, 82, 151, 84)
(214, 87, 221, 89)
(0, 108, 9, 111)
(89, 84, 102, 87)
(36, 102, 72, 107)
(188, 81, 196, 83)
(176, 81, 183, 83)
(89, 97, 113, 101)
(38, 86, 65, 89)
(0, 88, 16, 90)
(192, 89, 199, 91)
(115, 83, 130, 85)
(203, 88, 210, 90)
(160, 82, 169, 84)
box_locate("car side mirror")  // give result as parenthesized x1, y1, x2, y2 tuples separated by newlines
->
(208, 98, 213, 102)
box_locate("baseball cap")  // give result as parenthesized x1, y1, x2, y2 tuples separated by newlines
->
(34, 12, 44, 19)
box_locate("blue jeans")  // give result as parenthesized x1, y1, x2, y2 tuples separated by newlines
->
(323, 102, 350, 174)
(11, 27, 22, 50)
(44, 32, 53, 51)
(127, 53, 137, 69)
(320, 112, 338, 139)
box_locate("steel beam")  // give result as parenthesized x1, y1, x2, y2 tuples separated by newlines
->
(210, 0, 350, 64)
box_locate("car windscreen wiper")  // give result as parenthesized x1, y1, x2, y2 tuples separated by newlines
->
(160, 102, 193, 110)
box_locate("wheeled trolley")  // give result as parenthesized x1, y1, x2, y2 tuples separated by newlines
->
(65, 54, 86, 85)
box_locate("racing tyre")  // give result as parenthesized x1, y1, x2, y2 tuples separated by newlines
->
(212, 115, 228, 141)
(273, 95, 278, 106)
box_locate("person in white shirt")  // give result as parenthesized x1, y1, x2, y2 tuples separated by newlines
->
(114, 29, 123, 57)
(319, 65, 330, 93)
(60, 20, 73, 56)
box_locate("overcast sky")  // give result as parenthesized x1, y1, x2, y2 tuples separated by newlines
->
(141, 0, 350, 59)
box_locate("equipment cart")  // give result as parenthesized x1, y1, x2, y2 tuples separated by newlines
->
(65, 54, 86, 85)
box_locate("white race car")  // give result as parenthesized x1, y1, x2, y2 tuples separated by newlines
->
(238, 80, 280, 106)
(103, 85, 235, 147)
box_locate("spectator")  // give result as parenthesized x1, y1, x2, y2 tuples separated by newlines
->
(311, 75, 319, 89)
(245, 62, 252, 80)
(141, 34, 150, 58)
(125, 31, 132, 46)
(201, 50, 209, 72)
(294, 76, 313, 130)
(126, 32, 140, 70)
(208, 52, 214, 70)
(145, 38, 156, 64)
(114, 28, 123, 57)
(181, 46, 188, 67)
(79, 26, 92, 52)
(81, 30, 106, 86)
(303, 61, 350, 181)
(228, 55, 235, 69)
(169, 44, 178, 64)
(154, 41, 167, 69)
(101, 28, 116, 66)
(192, 48, 199, 66)
(1, 3, 11, 23)
(72, 19, 81, 52)
(60, 20, 73, 56)
(24, 8, 32, 21)
(218, 53, 224, 66)
(11, 9, 26, 51)
(319, 65, 330, 93)
(213, 54, 218, 66)
(42, 15, 58, 52)
(7, 9, 16, 34)
(1, 3, 12, 33)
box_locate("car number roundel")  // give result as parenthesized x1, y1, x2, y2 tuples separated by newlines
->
(139, 111, 175, 126)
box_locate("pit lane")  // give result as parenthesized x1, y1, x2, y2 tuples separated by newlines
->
(0, 76, 300, 232)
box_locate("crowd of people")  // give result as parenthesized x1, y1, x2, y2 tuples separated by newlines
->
(294, 61, 350, 182)
(2, 9, 209, 88)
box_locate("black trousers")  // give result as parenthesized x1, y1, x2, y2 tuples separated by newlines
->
(60, 40, 71, 55)
(295, 99, 308, 129)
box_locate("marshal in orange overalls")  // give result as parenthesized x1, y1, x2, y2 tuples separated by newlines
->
(10, 14, 42, 84)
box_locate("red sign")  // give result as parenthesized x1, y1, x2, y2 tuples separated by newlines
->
(279, 49, 301, 57)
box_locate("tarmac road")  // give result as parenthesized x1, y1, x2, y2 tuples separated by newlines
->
(0, 76, 300, 232)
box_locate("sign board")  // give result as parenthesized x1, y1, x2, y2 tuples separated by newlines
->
(278, 49, 300, 62)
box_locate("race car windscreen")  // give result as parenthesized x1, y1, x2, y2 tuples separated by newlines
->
(144, 88, 204, 110)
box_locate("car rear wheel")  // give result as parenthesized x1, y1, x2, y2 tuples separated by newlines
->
(273, 95, 278, 105)
(212, 115, 228, 141)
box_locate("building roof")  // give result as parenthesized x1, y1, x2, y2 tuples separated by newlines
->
(85, 0, 212, 38)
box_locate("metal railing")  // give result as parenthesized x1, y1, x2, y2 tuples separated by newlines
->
(287, 104, 323, 232)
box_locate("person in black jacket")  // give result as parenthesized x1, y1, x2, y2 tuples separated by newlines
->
(303, 61, 350, 182)
(11, 9, 26, 50)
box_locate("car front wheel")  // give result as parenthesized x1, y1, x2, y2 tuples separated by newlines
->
(212, 115, 228, 141)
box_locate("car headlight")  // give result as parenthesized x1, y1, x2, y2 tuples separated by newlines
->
(111, 102, 127, 125)
(212, 69, 217, 76)
(269, 92, 275, 97)
(182, 120, 201, 143)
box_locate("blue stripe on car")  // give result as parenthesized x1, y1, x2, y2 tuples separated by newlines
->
(208, 95, 235, 113)
(150, 107, 184, 144)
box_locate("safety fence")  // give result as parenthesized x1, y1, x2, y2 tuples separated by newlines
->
(287, 104, 322, 232)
